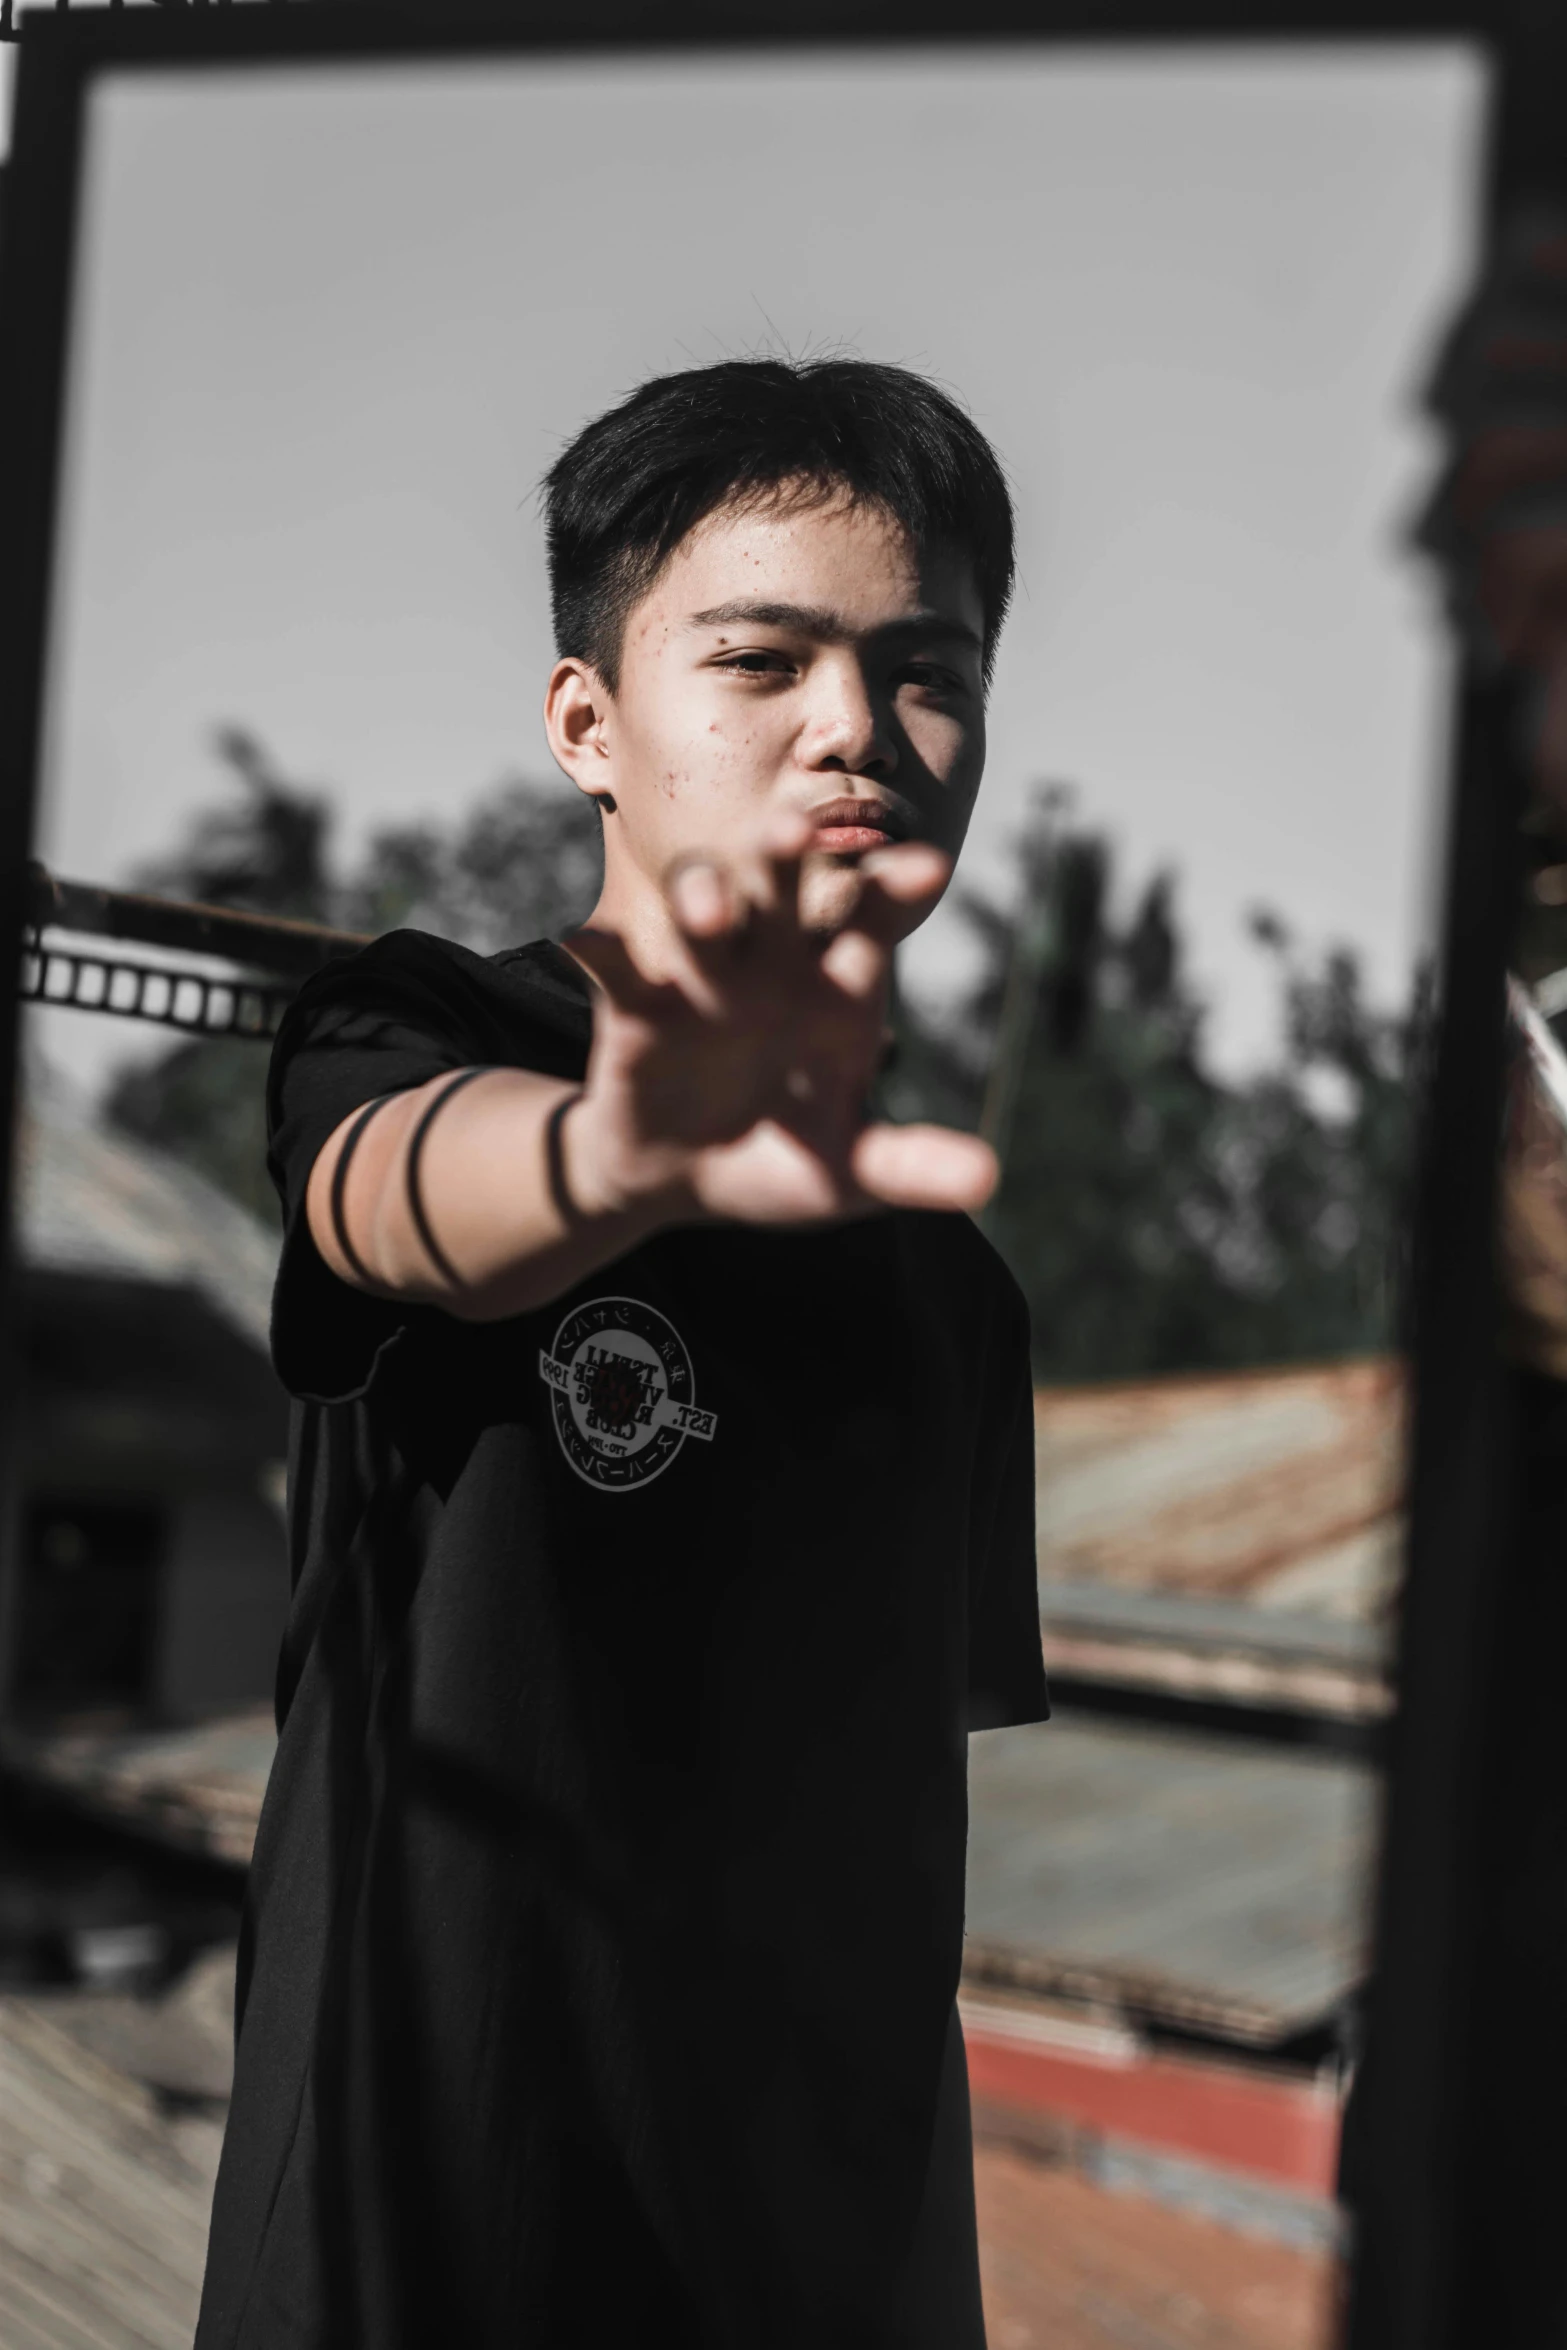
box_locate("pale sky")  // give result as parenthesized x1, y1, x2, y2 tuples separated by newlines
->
(14, 39, 1485, 1094)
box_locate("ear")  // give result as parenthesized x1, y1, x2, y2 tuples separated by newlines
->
(544, 657, 615, 806)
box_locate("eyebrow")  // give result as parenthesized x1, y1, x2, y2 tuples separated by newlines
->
(687, 599, 982, 651)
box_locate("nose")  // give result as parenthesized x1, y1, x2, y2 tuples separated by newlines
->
(801, 658, 896, 780)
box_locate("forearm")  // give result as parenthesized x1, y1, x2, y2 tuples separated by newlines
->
(306, 1067, 671, 1322)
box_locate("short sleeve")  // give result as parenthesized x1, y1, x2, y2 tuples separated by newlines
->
(263, 929, 589, 1406)
(966, 1283, 1050, 1733)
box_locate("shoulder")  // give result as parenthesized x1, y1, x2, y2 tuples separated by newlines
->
(891, 1208, 1031, 1355)
(488, 938, 597, 1044)
(271, 929, 592, 1078)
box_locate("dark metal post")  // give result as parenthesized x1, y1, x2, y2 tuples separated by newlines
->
(0, 26, 92, 1725)
(1342, 19, 1567, 2339)
(1344, 673, 1525, 2348)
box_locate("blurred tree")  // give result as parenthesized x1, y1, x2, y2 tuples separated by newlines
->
(887, 789, 1428, 1380)
(106, 728, 602, 1223)
(133, 728, 337, 923)
(1227, 919, 1432, 1365)
(342, 777, 605, 954)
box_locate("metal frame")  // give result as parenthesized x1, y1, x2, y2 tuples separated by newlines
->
(23, 865, 368, 979)
(1, 5, 1561, 2342)
(19, 939, 293, 1036)
(18, 861, 372, 1037)
(0, 0, 1501, 47)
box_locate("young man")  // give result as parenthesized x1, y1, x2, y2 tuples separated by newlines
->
(194, 358, 1049, 2350)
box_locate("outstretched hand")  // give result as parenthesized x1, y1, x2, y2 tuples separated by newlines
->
(563, 811, 997, 1228)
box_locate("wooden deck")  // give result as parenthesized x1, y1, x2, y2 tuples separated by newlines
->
(0, 1997, 222, 2350)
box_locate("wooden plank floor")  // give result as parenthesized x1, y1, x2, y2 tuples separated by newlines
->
(0, 2000, 221, 2350)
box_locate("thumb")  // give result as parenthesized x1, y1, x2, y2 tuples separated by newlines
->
(849, 1121, 998, 1215)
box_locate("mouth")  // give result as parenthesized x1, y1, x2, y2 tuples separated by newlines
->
(806, 796, 911, 856)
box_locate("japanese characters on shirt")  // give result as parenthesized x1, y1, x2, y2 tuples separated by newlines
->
(539, 1295, 718, 1489)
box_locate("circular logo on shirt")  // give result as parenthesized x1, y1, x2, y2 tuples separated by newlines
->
(538, 1295, 718, 1491)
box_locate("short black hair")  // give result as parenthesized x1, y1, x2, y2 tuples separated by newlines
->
(543, 357, 1015, 692)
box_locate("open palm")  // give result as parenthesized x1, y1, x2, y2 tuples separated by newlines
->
(565, 815, 997, 1227)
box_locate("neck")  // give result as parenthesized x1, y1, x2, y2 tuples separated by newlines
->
(574, 847, 694, 983)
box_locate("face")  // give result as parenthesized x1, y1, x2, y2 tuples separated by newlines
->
(544, 489, 988, 940)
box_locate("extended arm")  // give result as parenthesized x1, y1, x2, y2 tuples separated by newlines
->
(305, 1067, 663, 1323)
(304, 818, 996, 1324)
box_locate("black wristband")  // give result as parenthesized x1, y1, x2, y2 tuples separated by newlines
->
(545, 1090, 586, 1229)
(404, 1066, 491, 1288)
(329, 1092, 394, 1284)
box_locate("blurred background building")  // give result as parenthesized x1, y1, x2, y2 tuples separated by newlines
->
(5, 1066, 286, 1730)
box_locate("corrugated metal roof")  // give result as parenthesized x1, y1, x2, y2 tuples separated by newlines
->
(965, 1714, 1375, 2044)
(1034, 1359, 1404, 1620)
(1036, 1584, 1390, 1719)
(11, 1068, 277, 1355)
(1033, 1360, 1406, 1711)
(1033, 1353, 1400, 1626)
(4, 1705, 1374, 2047)
(0, 1713, 276, 1871)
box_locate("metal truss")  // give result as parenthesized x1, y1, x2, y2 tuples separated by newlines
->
(17, 863, 368, 1038)
(20, 935, 294, 1037)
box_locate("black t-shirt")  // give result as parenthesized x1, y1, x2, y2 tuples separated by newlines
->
(195, 931, 1048, 2350)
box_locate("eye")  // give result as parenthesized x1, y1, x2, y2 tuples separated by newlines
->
(897, 660, 968, 696)
(711, 648, 796, 677)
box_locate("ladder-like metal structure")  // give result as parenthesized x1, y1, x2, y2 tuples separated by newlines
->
(19, 861, 369, 1039)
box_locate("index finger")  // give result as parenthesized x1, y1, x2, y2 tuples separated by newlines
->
(752, 805, 813, 931)
(838, 842, 952, 949)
